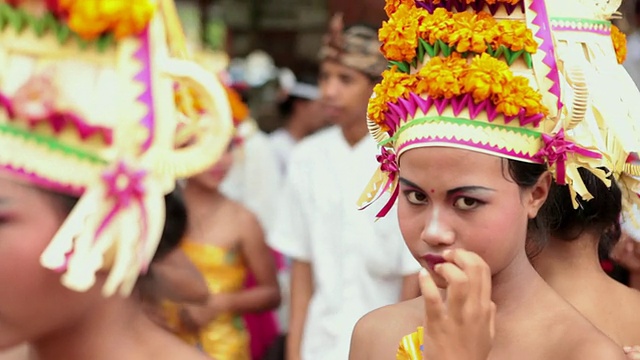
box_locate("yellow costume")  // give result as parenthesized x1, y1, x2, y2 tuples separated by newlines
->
(165, 240, 250, 360)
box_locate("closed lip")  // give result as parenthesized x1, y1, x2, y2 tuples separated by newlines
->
(421, 254, 446, 270)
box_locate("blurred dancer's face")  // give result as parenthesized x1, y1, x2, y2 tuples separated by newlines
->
(190, 146, 234, 190)
(0, 174, 100, 349)
(318, 60, 375, 128)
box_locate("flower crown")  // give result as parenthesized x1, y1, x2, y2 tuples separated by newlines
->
(358, 0, 640, 221)
(0, 0, 234, 295)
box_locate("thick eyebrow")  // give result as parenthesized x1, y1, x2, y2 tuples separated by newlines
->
(398, 178, 495, 195)
(446, 186, 496, 196)
(399, 177, 424, 191)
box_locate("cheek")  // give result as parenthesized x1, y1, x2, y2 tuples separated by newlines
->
(0, 214, 92, 347)
(397, 202, 422, 254)
(464, 201, 528, 272)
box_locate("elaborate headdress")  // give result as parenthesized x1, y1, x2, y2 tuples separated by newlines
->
(357, 0, 640, 239)
(318, 13, 388, 78)
(0, 0, 234, 295)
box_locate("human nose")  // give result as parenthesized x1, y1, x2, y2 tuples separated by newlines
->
(420, 207, 455, 248)
(321, 77, 340, 101)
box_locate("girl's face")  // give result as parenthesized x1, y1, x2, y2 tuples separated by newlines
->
(397, 147, 549, 288)
(190, 146, 234, 190)
(0, 174, 100, 349)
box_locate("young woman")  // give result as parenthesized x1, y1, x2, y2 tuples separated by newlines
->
(160, 145, 281, 360)
(349, 0, 629, 358)
(532, 170, 640, 349)
(0, 0, 234, 358)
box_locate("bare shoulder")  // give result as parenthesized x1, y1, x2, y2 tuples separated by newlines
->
(557, 324, 626, 360)
(564, 337, 626, 360)
(220, 199, 262, 235)
(350, 298, 423, 360)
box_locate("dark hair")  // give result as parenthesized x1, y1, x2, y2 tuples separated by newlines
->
(636, 0, 640, 16)
(49, 187, 187, 264)
(538, 167, 621, 253)
(506, 160, 550, 257)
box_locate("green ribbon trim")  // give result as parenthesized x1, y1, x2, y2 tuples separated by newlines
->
(0, 3, 115, 52)
(389, 38, 535, 73)
(379, 115, 541, 147)
(550, 17, 611, 27)
(0, 122, 108, 165)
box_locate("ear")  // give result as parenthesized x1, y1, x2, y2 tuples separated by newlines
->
(525, 171, 552, 219)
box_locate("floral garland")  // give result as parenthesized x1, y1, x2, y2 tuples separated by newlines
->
(611, 24, 627, 65)
(7, 0, 155, 40)
(380, 6, 537, 66)
(368, 53, 548, 131)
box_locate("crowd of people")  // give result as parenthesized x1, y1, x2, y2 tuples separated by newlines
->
(3, 0, 640, 359)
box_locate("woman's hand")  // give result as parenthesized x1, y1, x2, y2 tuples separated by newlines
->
(421, 249, 495, 360)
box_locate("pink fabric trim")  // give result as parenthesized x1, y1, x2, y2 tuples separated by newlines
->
(529, 0, 563, 110)
(397, 135, 541, 163)
(0, 164, 84, 196)
(0, 92, 113, 144)
(133, 27, 156, 152)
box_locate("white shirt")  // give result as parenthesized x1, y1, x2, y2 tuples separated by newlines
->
(220, 126, 282, 236)
(269, 126, 420, 360)
(269, 128, 297, 176)
(624, 30, 640, 89)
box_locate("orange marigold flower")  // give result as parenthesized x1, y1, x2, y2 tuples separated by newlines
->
(367, 66, 418, 127)
(63, 0, 155, 40)
(418, 55, 467, 99)
(448, 12, 494, 53)
(463, 53, 512, 103)
(384, 0, 415, 17)
(487, 20, 538, 53)
(419, 8, 454, 44)
(380, 4, 420, 62)
(494, 77, 546, 117)
(611, 25, 627, 64)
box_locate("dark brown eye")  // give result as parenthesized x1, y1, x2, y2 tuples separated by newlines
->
(454, 197, 479, 210)
(406, 191, 427, 204)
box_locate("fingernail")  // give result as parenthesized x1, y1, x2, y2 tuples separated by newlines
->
(443, 249, 452, 258)
(434, 264, 442, 272)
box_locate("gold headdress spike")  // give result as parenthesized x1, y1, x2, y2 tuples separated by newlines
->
(0, 0, 233, 296)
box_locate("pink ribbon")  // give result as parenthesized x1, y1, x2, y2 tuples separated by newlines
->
(375, 148, 400, 218)
(97, 162, 148, 243)
(534, 129, 601, 185)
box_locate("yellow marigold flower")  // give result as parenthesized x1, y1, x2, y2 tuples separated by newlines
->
(448, 12, 494, 53)
(419, 8, 454, 44)
(494, 77, 547, 117)
(111, 1, 156, 39)
(611, 25, 627, 64)
(463, 53, 512, 103)
(384, 0, 415, 17)
(487, 21, 538, 53)
(418, 55, 467, 99)
(367, 67, 417, 128)
(379, 4, 420, 62)
(63, 0, 155, 40)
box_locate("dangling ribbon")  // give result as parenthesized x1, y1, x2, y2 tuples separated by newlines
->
(534, 129, 610, 208)
(357, 147, 400, 218)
